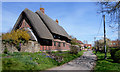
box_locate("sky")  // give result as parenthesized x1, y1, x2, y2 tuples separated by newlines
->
(1, 2, 118, 44)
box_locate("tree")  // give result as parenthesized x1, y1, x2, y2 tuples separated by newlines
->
(97, 1, 120, 32)
(94, 38, 111, 52)
(70, 35, 80, 45)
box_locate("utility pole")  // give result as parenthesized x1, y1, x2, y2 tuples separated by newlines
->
(103, 15, 107, 59)
(118, 3, 120, 48)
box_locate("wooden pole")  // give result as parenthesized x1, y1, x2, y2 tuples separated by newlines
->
(103, 15, 107, 59)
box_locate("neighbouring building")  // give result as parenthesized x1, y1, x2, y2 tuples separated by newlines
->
(76, 40, 84, 49)
(12, 8, 71, 51)
(109, 39, 120, 48)
(84, 44, 92, 49)
(76, 40, 92, 49)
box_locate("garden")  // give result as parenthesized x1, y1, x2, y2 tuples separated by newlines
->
(1, 50, 85, 71)
(1, 29, 85, 71)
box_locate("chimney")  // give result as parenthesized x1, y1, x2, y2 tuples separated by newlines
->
(56, 19, 58, 24)
(40, 8, 44, 14)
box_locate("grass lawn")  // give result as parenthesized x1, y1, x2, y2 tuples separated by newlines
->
(0, 54, 2, 72)
(93, 51, 120, 72)
(0, 60, 2, 72)
(1, 50, 85, 71)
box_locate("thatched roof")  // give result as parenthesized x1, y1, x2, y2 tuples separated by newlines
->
(13, 8, 71, 44)
(36, 10, 71, 40)
(12, 8, 53, 40)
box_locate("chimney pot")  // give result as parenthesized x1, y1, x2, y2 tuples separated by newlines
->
(56, 19, 58, 24)
(40, 8, 44, 14)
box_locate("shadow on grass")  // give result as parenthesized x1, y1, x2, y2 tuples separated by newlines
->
(96, 52, 118, 63)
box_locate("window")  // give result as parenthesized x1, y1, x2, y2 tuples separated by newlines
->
(58, 42, 61, 47)
(54, 41, 56, 46)
(58, 36, 60, 39)
(54, 35, 56, 38)
(63, 43, 65, 47)
(113, 43, 116, 45)
(43, 46, 44, 51)
(111, 43, 112, 45)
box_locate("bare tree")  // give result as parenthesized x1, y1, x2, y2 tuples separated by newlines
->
(97, 1, 120, 32)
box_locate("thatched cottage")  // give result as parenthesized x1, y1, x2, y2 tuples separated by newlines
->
(12, 8, 71, 51)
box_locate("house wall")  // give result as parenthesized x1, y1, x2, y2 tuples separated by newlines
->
(109, 40, 120, 48)
(40, 39, 70, 51)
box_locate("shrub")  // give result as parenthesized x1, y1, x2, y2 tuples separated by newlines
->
(110, 48, 120, 60)
(2, 29, 30, 45)
(70, 45, 79, 54)
(114, 50, 120, 63)
(2, 29, 30, 51)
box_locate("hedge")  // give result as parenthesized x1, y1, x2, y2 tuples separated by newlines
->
(114, 50, 120, 63)
(110, 48, 120, 62)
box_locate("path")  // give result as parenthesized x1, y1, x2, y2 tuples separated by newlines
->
(48, 50, 97, 71)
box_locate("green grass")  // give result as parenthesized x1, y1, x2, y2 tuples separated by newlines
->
(0, 53, 2, 72)
(2, 52, 57, 70)
(94, 51, 120, 72)
(0, 60, 2, 72)
(2, 50, 85, 71)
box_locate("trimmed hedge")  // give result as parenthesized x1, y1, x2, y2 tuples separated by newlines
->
(110, 48, 120, 62)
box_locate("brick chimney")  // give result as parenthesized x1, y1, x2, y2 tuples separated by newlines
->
(56, 19, 58, 24)
(40, 8, 44, 14)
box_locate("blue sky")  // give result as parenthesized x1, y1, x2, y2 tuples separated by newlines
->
(2, 2, 118, 44)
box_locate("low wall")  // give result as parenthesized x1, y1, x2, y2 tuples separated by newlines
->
(1, 41, 71, 53)
(1, 41, 40, 53)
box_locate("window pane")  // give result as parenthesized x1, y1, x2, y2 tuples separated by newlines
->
(58, 42, 60, 47)
(54, 41, 56, 46)
(63, 43, 65, 47)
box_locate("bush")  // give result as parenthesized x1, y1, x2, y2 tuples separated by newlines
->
(2, 29, 30, 45)
(110, 48, 120, 60)
(70, 45, 79, 54)
(114, 50, 120, 63)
